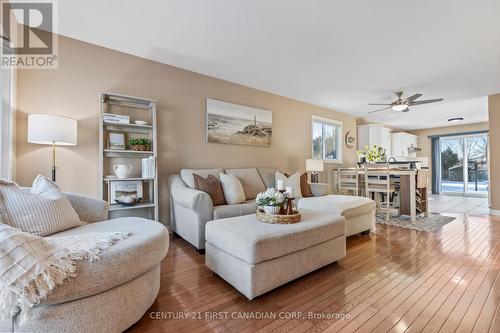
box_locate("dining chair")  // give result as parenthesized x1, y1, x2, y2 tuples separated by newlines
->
(364, 164, 397, 221)
(337, 166, 360, 196)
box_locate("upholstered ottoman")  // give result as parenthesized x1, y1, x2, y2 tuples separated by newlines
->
(205, 210, 346, 299)
(297, 195, 376, 236)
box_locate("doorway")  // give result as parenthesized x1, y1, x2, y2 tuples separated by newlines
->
(440, 134, 489, 197)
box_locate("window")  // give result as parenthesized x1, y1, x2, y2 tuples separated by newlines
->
(311, 116, 342, 163)
(0, 41, 14, 180)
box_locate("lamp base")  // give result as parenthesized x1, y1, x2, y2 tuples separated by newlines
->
(52, 166, 56, 182)
(310, 172, 319, 183)
(51, 142, 57, 182)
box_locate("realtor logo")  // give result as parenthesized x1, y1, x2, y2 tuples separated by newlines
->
(1, 0, 58, 69)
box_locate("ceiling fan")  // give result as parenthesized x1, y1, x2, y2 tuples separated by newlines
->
(368, 91, 444, 114)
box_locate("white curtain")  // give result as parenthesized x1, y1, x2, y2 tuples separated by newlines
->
(0, 42, 14, 180)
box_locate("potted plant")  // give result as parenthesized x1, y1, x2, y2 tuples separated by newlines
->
(128, 137, 151, 151)
(357, 145, 386, 163)
(256, 188, 287, 214)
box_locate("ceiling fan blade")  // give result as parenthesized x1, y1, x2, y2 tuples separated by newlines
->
(409, 98, 444, 105)
(405, 93, 423, 102)
(368, 103, 393, 106)
(368, 106, 392, 114)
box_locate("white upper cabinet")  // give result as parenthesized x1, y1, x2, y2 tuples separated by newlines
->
(357, 124, 392, 157)
(391, 132, 418, 157)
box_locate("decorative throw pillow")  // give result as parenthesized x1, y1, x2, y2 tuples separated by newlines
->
(0, 176, 82, 237)
(275, 171, 302, 198)
(219, 173, 246, 205)
(193, 174, 226, 206)
(300, 173, 314, 197)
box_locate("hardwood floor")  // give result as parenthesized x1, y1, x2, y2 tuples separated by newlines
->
(129, 214, 500, 333)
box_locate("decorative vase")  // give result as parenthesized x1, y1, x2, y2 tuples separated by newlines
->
(262, 205, 281, 214)
(113, 164, 133, 178)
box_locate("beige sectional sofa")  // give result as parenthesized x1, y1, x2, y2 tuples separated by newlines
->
(169, 167, 375, 250)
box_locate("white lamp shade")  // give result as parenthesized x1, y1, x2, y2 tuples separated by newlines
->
(28, 114, 77, 146)
(306, 159, 324, 172)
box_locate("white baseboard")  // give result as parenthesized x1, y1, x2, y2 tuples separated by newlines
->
(490, 209, 500, 216)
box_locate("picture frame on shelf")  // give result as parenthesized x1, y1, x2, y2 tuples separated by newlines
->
(110, 181, 143, 204)
(108, 132, 126, 150)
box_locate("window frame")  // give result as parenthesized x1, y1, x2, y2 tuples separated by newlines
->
(0, 39, 15, 180)
(311, 115, 343, 163)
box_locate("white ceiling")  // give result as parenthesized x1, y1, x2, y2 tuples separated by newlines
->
(55, 0, 500, 130)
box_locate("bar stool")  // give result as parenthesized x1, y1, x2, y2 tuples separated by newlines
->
(337, 166, 360, 196)
(364, 164, 397, 220)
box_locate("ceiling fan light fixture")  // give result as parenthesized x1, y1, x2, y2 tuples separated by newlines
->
(392, 104, 408, 112)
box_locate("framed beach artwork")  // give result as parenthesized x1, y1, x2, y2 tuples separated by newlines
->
(206, 98, 272, 147)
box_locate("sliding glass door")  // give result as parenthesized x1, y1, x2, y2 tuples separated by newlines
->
(440, 134, 489, 196)
(441, 137, 465, 194)
(465, 135, 489, 195)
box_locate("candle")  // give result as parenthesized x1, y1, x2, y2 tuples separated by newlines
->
(276, 180, 285, 191)
(285, 186, 293, 197)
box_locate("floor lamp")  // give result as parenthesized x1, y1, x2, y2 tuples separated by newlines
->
(27, 114, 77, 182)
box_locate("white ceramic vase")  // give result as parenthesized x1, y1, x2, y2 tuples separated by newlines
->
(113, 164, 133, 178)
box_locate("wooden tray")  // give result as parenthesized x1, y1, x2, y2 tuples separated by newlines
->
(256, 209, 301, 224)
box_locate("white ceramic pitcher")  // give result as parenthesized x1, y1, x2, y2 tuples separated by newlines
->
(113, 164, 133, 178)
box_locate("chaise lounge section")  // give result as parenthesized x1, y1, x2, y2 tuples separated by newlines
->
(297, 194, 376, 236)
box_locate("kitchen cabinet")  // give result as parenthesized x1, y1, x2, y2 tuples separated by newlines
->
(357, 124, 392, 156)
(391, 132, 418, 158)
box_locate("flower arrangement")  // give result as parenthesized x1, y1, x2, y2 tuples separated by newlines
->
(128, 137, 152, 151)
(256, 188, 287, 206)
(357, 145, 387, 163)
(256, 188, 287, 214)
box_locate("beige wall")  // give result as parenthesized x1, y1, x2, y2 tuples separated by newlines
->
(489, 94, 500, 210)
(15, 36, 359, 224)
(410, 122, 489, 190)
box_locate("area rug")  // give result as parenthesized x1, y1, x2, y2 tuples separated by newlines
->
(376, 212, 456, 232)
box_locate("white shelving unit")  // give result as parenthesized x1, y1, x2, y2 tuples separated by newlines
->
(99, 92, 159, 221)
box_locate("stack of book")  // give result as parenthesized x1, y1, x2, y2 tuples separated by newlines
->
(142, 157, 156, 178)
(103, 113, 130, 124)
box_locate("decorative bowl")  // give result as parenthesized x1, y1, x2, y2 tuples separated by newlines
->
(115, 199, 138, 207)
(256, 209, 301, 224)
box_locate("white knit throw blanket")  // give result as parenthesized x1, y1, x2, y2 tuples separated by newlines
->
(0, 224, 129, 322)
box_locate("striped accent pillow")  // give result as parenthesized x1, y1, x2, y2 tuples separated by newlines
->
(0, 176, 82, 236)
